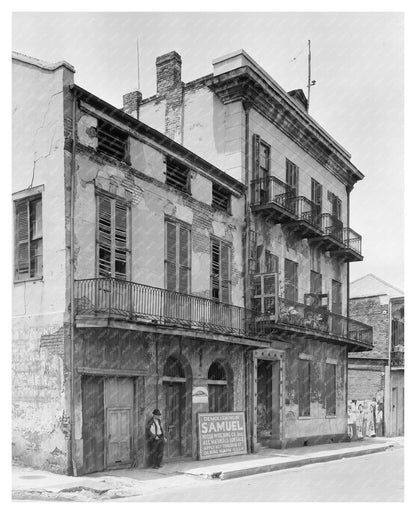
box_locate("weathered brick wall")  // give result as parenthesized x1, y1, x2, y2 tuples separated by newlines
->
(349, 295, 389, 359)
(348, 366, 385, 402)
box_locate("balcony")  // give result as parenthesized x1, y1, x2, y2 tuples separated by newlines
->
(250, 295, 373, 351)
(251, 177, 298, 224)
(284, 196, 323, 238)
(74, 278, 254, 339)
(391, 350, 404, 368)
(331, 228, 363, 262)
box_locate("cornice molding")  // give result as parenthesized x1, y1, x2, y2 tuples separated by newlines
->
(206, 67, 364, 188)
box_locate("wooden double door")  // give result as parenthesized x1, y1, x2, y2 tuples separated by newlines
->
(82, 376, 135, 473)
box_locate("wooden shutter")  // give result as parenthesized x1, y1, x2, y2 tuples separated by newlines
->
(98, 196, 112, 277)
(166, 221, 178, 291)
(253, 134, 261, 180)
(284, 259, 298, 302)
(311, 179, 322, 214)
(286, 159, 299, 196)
(325, 363, 336, 416)
(220, 243, 230, 304)
(114, 203, 127, 279)
(299, 360, 311, 417)
(331, 280, 342, 315)
(178, 225, 190, 293)
(15, 201, 30, 278)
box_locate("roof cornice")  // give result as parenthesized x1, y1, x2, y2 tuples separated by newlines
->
(206, 66, 364, 187)
(12, 51, 75, 73)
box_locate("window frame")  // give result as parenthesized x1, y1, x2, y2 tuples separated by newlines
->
(212, 183, 231, 214)
(210, 237, 232, 304)
(251, 272, 278, 319)
(284, 258, 298, 302)
(325, 363, 337, 417)
(164, 217, 191, 294)
(298, 359, 311, 418)
(165, 157, 190, 194)
(96, 118, 130, 163)
(285, 159, 299, 196)
(311, 178, 323, 215)
(14, 193, 43, 282)
(96, 190, 131, 280)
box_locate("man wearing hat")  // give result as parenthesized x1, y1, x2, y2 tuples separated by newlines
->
(146, 409, 167, 469)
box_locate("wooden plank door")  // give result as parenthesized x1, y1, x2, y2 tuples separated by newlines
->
(106, 407, 131, 466)
(164, 382, 184, 458)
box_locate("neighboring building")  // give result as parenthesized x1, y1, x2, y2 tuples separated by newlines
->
(12, 49, 372, 476)
(349, 274, 404, 436)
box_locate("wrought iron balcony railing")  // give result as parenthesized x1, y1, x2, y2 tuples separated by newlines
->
(343, 227, 362, 256)
(251, 295, 373, 347)
(320, 213, 344, 242)
(74, 278, 252, 337)
(251, 177, 297, 214)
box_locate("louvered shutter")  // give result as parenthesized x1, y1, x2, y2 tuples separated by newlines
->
(211, 239, 220, 300)
(284, 259, 298, 302)
(98, 196, 112, 277)
(166, 221, 177, 291)
(220, 243, 230, 304)
(15, 201, 29, 278)
(114, 203, 127, 279)
(178, 226, 189, 293)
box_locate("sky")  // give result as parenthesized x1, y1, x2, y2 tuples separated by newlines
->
(12, 11, 404, 290)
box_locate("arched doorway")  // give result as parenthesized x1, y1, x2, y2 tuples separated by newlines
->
(163, 356, 186, 458)
(208, 360, 231, 412)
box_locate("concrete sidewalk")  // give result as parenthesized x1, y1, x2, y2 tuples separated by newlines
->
(12, 437, 402, 501)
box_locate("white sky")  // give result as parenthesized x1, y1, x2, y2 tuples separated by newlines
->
(12, 11, 404, 290)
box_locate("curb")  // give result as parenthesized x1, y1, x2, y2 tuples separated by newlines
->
(217, 443, 394, 480)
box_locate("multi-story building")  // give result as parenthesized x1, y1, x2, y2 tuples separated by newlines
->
(12, 49, 372, 476)
(126, 50, 372, 451)
(349, 274, 404, 437)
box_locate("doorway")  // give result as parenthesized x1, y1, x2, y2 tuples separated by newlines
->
(163, 356, 186, 459)
(257, 359, 273, 443)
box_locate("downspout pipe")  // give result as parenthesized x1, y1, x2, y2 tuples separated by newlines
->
(70, 89, 77, 476)
(242, 100, 252, 451)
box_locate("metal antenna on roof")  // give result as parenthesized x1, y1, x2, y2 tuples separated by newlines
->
(136, 37, 141, 92)
(307, 40, 317, 112)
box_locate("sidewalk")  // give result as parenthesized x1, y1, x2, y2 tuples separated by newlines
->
(12, 437, 402, 501)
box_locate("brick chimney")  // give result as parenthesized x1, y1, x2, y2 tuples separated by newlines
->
(155, 51, 184, 144)
(123, 90, 142, 119)
(156, 51, 182, 94)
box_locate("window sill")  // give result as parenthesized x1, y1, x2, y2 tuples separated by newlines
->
(298, 416, 311, 420)
(14, 277, 43, 284)
(325, 415, 337, 419)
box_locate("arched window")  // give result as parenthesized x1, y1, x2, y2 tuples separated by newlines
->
(208, 361, 229, 413)
(163, 356, 185, 378)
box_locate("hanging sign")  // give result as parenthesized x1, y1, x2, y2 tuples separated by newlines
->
(197, 412, 247, 460)
(192, 386, 209, 404)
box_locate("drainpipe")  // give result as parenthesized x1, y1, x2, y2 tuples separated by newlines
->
(69, 89, 77, 476)
(242, 100, 252, 451)
(346, 186, 351, 419)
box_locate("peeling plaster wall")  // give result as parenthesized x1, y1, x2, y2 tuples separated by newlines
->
(73, 115, 245, 305)
(283, 342, 348, 442)
(12, 59, 74, 473)
(138, 98, 167, 133)
(73, 327, 246, 471)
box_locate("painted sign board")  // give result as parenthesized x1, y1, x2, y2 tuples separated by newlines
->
(192, 386, 208, 404)
(197, 412, 247, 460)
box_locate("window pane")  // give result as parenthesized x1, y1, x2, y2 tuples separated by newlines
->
(179, 226, 189, 267)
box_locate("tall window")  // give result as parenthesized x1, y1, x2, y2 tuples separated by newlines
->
(14, 195, 43, 280)
(284, 258, 298, 302)
(211, 238, 231, 303)
(310, 270, 322, 295)
(328, 191, 342, 220)
(325, 363, 336, 416)
(311, 178, 322, 214)
(97, 193, 129, 279)
(299, 360, 311, 417)
(208, 361, 229, 413)
(265, 250, 279, 273)
(165, 218, 191, 293)
(286, 159, 299, 196)
(259, 142, 270, 180)
(331, 280, 342, 314)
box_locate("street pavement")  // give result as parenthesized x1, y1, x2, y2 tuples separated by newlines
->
(114, 445, 404, 502)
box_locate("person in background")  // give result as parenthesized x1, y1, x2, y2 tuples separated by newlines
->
(146, 409, 167, 469)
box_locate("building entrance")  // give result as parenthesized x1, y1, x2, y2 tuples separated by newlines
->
(257, 359, 273, 444)
(163, 356, 186, 459)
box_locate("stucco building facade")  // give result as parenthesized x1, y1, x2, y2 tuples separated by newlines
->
(12, 49, 372, 475)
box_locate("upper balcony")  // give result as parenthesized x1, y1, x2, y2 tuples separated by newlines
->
(74, 278, 268, 347)
(390, 350, 404, 368)
(250, 291, 373, 351)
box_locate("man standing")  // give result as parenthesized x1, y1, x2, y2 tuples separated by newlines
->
(146, 409, 167, 469)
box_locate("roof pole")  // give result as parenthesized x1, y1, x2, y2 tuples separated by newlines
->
(307, 39, 311, 112)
